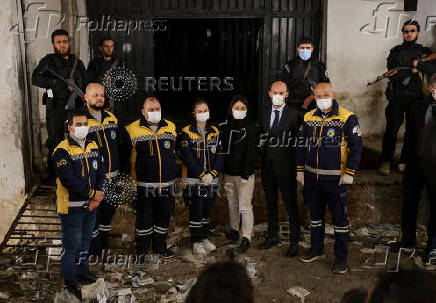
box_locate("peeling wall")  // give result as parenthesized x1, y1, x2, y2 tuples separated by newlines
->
(326, 0, 436, 138)
(0, 0, 26, 243)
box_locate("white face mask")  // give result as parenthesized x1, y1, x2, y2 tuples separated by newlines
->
(147, 111, 161, 124)
(232, 109, 247, 120)
(272, 94, 285, 106)
(74, 126, 89, 140)
(196, 111, 210, 123)
(316, 98, 333, 111)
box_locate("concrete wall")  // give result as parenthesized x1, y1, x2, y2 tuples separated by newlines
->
(0, 0, 89, 243)
(326, 0, 436, 138)
(0, 0, 27, 243)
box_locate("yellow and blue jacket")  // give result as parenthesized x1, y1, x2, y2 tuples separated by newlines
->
(123, 117, 177, 188)
(53, 136, 105, 214)
(296, 100, 362, 182)
(179, 123, 224, 181)
(86, 110, 119, 181)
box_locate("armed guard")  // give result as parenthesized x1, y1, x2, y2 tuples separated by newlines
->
(281, 36, 330, 112)
(389, 74, 436, 264)
(87, 37, 119, 83)
(32, 29, 88, 182)
(379, 20, 432, 176)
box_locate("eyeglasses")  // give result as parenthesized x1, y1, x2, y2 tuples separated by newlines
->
(403, 29, 417, 34)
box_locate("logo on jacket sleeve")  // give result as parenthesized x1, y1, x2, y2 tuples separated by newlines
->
(56, 159, 67, 167)
(327, 128, 335, 138)
(352, 125, 361, 136)
(111, 130, 116, 140)
(164, 140, 171, 149)
(92, 159, 98, 170)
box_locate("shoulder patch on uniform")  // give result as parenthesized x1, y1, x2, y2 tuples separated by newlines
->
(56, 159, 67, 167)
(353, 125, 361, 136)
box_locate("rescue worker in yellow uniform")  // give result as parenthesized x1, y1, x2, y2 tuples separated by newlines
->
(179, 98, 224, 256)
(122, 97, 177, 258)
(82, 83, 120, 256)
(53, 109, 105, 300)
(296, 83, 362, 274)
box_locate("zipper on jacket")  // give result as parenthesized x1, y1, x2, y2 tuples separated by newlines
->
(316, 119, 325, 182)
(150, 140, 154, 156)
(100, 123, 112, 182)
(154, 134, 162, 193)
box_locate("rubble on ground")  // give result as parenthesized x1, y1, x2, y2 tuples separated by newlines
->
(0, 222, 435, 302)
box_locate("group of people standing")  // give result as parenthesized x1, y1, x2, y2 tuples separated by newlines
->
(31, 19, 435, 300)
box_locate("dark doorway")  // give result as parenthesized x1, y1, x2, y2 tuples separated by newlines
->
(153, 18, 263, 126)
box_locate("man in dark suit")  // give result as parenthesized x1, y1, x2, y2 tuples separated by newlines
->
(259, 81, 302, 257)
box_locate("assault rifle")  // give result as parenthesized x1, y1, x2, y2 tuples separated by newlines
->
(39, 66, 84, 110)
(367, 53, 436, 87)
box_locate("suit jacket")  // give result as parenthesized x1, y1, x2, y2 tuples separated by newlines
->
(260, 103, 302, 178)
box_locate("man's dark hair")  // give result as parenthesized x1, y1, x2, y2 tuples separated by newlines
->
(192, 97, 210, 113)
(297, 36, 313, 47)
(368, 269, 436, 303)
(67, 109, 88, 125)
(185, 262, 254, 303)
(429, 73, 436, 87)
(402, 19, 420, 32)
(51, 29, 69, 43)
(99, 36, 114, 46)
(227, 94, 249, 118)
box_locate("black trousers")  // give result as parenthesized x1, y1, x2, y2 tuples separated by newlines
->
(46, 105, 68, 178)
(184, 184, 218, 243)
(261, 160, 300, 244)
(89, 200, 117, 255)
(402, 160, 436, 249)
(135, 185, 174, 254)
(381, 91, 420, 162)
(304, 177, 350, 259)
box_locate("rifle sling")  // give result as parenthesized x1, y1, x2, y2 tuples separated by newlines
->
(69, 57, 79, 79)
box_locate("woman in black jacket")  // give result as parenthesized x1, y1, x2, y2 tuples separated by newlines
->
(220, 94, 258, 255)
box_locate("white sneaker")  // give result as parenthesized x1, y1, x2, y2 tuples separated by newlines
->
(193, 242, 207, 255)
(202, 239, 216, 252)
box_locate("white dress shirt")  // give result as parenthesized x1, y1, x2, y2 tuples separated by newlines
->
(270, 104, 285, 128)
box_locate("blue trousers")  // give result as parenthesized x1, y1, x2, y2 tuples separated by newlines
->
(59, 209, 96, 283)
(184, 184, 217, 243)
(304, 178, 350, 259)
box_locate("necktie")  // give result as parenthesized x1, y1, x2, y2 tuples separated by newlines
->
(271, 110, 280, 132)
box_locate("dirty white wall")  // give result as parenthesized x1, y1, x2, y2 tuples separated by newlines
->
(326, 0, 436, 137)
(0, 0, 89, 243)
(0, 0, 27, 243)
